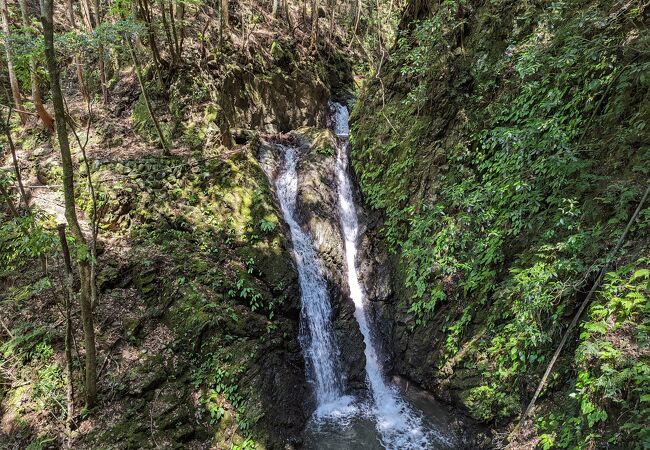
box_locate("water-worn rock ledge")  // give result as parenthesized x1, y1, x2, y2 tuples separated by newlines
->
(259, 132, 368, 398)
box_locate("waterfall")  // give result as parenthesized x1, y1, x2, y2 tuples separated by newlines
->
(263, 145, 353, 416)
(332, 102, 452, 449)
(262, 107, 456, 448)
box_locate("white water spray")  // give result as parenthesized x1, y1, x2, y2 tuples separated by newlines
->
(332, 102, 452, 449)
(263, 145, 352, 415)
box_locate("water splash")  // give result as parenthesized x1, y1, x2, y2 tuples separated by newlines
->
(332, 102, 454, 449)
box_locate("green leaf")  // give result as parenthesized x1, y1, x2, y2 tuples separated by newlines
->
(631, 269, 649, 281)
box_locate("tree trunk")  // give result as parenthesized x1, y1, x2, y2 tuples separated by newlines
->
(136, 0, 164, 88)
(221, 0, 228, 30)
(0, 0, 28, 125)
(17, 0, 54, 133)
(57, 224, 76, 445)
(272, 0, 279, 18)
(168, 1, 182, 63)
(97, 55, 109, 104)
(354, 0, 362, 34)
(65, 0, 90, 103)
(8, 127, 28, 209)
(80, 0, 94, 30)
(0, 108, 29, 208)
(68, 101, 100, 310)
(41, 0, 97, 409)
(283, 0, 292, 30)
(158, 0, 178, 64)
(176, 1, 185, 57)
(93, 0, 109, 104)
(127, 38, 169, 155)
(310, 0, 319, 49)
(81, 0, 110, 105)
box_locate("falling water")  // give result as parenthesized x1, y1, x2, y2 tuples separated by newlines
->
(332, 102, 453, 449)
(264, 145, 352, 415)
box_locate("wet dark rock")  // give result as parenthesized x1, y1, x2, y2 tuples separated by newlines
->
(292, 130, 367, 392)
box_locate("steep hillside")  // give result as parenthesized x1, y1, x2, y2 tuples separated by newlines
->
(0, 1, 357, 447)
(352, 0, 649, 447)
(2, 0, 649, 447)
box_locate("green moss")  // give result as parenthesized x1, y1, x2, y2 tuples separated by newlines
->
(297, 127, 336, 156)
(95, 140, 300, 447)
(132, 93, 171, 145)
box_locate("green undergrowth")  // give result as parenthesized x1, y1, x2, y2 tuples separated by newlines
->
(537, 261, 649, 448)
(92, 146, 297, 448)
(1, 140, 298, 448)
(352, 0, 649, 446)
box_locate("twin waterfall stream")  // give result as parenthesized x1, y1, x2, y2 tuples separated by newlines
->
(265, 103, 456, 449)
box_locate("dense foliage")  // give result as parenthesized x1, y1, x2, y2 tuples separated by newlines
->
(2, 0, 648, 447)
(352, 0, 649, 447)
(0, 0, 360, 447)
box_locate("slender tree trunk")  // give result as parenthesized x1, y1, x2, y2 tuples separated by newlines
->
(283, 0, 292, 31)
(68, 101, 100, 310)
(272, 0, 279, 18)
(65, 0, 90, 103)
(137, 0, 164, 87)
(176, 1, 185, 54)
(310, 0, 319, 49)
(41, 0, 97, 409)
(92, 0, 109, 104)
(0, 108, 29, 208)
(348, 0, 362, 49)
(64, 287, 74, 446)
(8, 129, 28, 209)
(97, 55, 109, 104)
(80, 0, 94, 29)
(57, 224, 76, 445)
(80, 0, 110, 105)
(17, 0, 54, 133)
(0, 0, 28, 125)
(374, 0, 384, 57)
(168, 1, 181, 62)
(127, 38, 169, 155)
(158, 0, 178, 64)
(1, 108, 49, 272)
(221, 0, 228, 31)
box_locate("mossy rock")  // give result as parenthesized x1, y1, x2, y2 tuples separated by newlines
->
(126, 355, 170, 396)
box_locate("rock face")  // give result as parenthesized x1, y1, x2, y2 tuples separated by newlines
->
(222, 68, 330, 133)
(73, 146, 310, 450)
(290, 130, 367, 392)
(351, 1, 650, 448)
(355, 197, 398, 374)
(218, 49, 353, 134)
